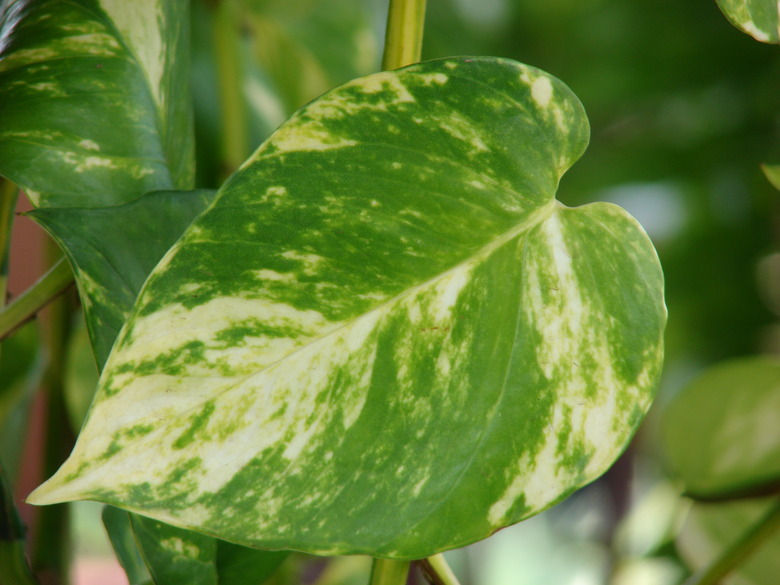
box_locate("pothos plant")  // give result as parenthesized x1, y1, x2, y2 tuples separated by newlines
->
(0, 0, 668, 584)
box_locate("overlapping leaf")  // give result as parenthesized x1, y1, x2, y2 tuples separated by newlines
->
(0, 0, 193, 207)
(716, 0, 780, 43)
(29, 57, 666, 558)
(30, 189, 216, 368)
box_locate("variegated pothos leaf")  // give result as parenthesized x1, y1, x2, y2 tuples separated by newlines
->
(716, 0, 780, 43)
(0, 0, 193, 206)
(29, 57, 666, 558)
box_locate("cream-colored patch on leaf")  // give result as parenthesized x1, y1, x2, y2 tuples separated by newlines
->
(417, 72, 448, 86)
(78, 139, 101, 151)
(435, 111, 490, 154)
(739, 19, 772, 42)
(280, 250, 325, 275)
(531, 76, 554, 108)
(160, 537, 201, 558)
(99, 0, 166, 108)
(255, 269, 295, 283)
(266, 123, 358, 154)
(358, 72, 416, 103)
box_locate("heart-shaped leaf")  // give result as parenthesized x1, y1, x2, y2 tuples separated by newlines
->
(662, 357, 780, 500)
(0, 0, 193, 207)
(716, 0, 780, 43)
(29, 57, 666, 558)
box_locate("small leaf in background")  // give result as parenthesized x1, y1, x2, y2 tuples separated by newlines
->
(29, 57, 665, 558)
(0, 0, 193, 207)
(677, 498, 780, 585)
(762, 164, 780, 191)
(661, 357, 780, 499)
(131, 514, 219, 585)
(715, 0, 780, 43)
(29, 189, 217, 368)
(103, 506, 288, 585)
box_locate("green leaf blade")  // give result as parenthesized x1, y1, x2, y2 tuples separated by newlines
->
(29, 57, 664, 558)
(0, 0, 193, 207)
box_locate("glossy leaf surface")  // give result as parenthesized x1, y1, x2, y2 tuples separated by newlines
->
(29, 57, 666, 558)
(716, 0, 780, 43)
(30, 189, 216, 368)
(662, 357, 780, 499)
(0, 0, 193, 207)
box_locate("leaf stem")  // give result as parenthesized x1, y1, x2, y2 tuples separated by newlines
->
(0, 258, 73, 342)
(381, 0, 427, 70)
(418, 554, 461, 585)
(368, 558, 411, 585)
(213, 0, 249, 179)
(682, 498, 780, 585)
(0, 179, 19, 310)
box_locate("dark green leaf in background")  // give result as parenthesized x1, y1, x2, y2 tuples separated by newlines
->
(0, 0, 194, 207)
(29, 189, 217, 368)
(103, 506, 288, 585)
(30, 57, 666, 558)
(0, 323, 42, 485)
(103, 506, 154, 585)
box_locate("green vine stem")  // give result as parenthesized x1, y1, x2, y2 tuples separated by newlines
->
(213, 0, 249, 180)
(683, 498, 780, 585)
(418, 554, 461, 585)
(381, 0, 427, 71)
(369, 558, 411, 585)
(0, 258, 73, 342)
(0, 179, 18, 310)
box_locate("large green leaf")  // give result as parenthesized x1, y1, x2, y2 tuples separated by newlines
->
(29, 57, 666, 558)
(29, 189, 216, 368)
(0, 0, 193, 207)
(662, 357, 780, 499)
(716, 0, 780, 43)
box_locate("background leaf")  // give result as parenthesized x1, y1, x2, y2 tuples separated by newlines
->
(0, 323, 43, 484)
(102, 506, 154, 585)
(677, 498, 780, 585)
(29, 57, 665, 558)
(715, 0, 780, 43)
(661, 357, 780, 499)
(29, 189, 217, 368)
(0, 0, 193, 207)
